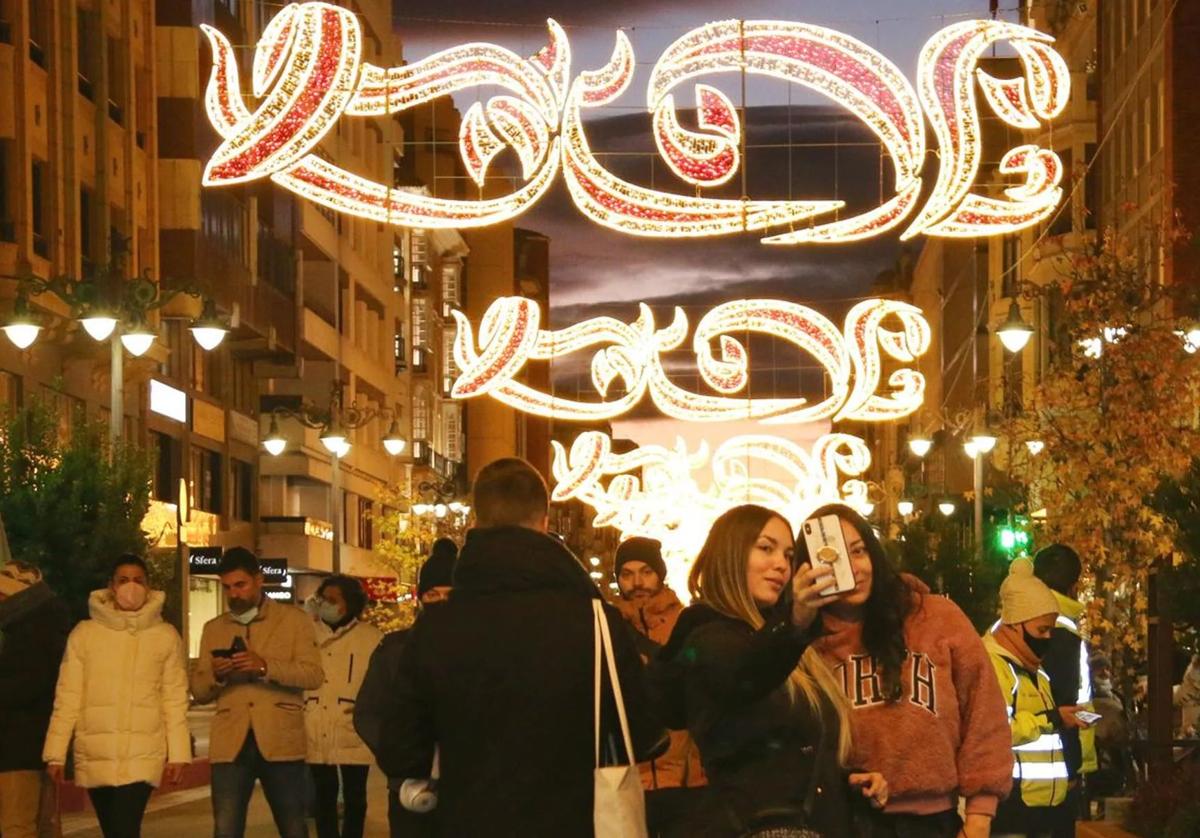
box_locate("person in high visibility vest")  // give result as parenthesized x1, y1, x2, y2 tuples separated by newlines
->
(1033, 544, 1098, 835)
(987, 559, 1093, 838)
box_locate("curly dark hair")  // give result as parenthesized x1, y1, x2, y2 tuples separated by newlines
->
(797, 503, 919, 702)
(317, 574, 368, 621)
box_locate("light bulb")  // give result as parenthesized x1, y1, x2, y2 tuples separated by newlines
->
(969, 433, 997, 454)
(320, 427, 347, 454)
(938, 501, 956, 516)
(3, 322, 40, 349)
(191, 326, 228, 351)
(589, 570, 603, 580)
(264, 437, 287, 456)
(383, 436, 407, 456)
(1186, 328, 1200, 353)
(80, 316, 118, 341)
(1026, 440, 1045, 456)
(963, 440, 979, 459)
(908, 436, 933, 457)
(996, 300, 1034, 353)
(333, 439, 351, 458)
(434, 504, 448, 519)
(412, 504, 431, 515)
(897, 499, 915, 517)
(589, 556, 601, 567)
(449, 501, 465, 513)
(120, 329, 156, 357)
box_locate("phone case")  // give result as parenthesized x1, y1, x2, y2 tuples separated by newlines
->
(802, 515, 856, 597)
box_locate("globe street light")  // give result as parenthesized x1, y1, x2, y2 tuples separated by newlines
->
(897, 499, 915, 518)
(996, 300, 1034, 353)
(938, 500, 956, 516)
(908, 435, 933, 458)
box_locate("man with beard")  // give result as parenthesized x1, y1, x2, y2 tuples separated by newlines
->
(612, 538, 705, 837)
(191, 548, 324, 838)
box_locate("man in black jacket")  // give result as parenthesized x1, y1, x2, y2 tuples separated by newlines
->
(377, 458, 664, 837)
(0, 561, 71, 838)
(355, 544, 458, 838)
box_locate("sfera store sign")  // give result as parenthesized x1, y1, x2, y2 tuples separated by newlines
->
(189, 549, 289, 584)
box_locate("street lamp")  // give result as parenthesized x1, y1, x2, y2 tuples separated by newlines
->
(996, 300, 1034, 353)
(79, 311, 118, 342)
(262, 416, 288, 457)
(382, 418, 407, 456)
(319, 422, 349, 455)
(908, 434, 933, 458)
(1, 297, 40, 349)
(897, 499, 915, 518)
(189, 299, 229, 351)
(1026, 439, 1045, 456)
(938, 500, 956, 516)
(119, 317, 157, 357)
(968, 427, 997, 454)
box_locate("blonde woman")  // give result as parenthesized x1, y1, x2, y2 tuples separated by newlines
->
(650, 504, 887, 837)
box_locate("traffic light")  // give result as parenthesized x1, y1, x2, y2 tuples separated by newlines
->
(997, 517, 1031, 557)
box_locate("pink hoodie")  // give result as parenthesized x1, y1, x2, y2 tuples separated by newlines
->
(813, 576, 1014, 817)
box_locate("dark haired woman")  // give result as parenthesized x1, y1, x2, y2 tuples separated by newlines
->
(305, 575, 383, 838)
(44, 555, 191, 837)
(801, 504, 1013, 838)
(651, 504, 888, 836)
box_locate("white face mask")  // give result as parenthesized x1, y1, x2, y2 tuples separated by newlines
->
(230, 606, 259, 625)
(114, 581, 148, 611)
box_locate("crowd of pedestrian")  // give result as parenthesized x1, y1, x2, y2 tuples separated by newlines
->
(0, 459, 1150, 838)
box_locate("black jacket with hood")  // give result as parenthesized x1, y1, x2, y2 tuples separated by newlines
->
(377, 525, 664, 838)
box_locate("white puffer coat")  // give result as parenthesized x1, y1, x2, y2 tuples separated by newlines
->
(43, 589, 192, 787)
(305, 619, 382, 765)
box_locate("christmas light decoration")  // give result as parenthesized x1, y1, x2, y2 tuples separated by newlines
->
(551, 430, 875, 586)
(451, 297, 931, 424)
(1026, 440, 1045, 456)
(199, 5, 1069, 246)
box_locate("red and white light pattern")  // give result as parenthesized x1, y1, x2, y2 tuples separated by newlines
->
(552, 430, 874, 586)
(451, 296, 930, 424)
(201, 4, 1069, 243)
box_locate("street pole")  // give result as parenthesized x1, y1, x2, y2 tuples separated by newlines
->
(331, 452, 342, 574)
(974, 452, 984, 560)
(109, 331, 123, 447)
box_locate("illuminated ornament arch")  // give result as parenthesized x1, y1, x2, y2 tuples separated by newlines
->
(449, 296, 931, 424)
(200, 3, 1071, 244)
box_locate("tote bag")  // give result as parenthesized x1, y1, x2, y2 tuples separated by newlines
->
(592, 599, 649, 838)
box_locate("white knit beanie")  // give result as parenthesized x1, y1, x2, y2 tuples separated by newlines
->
(1000, 558, 1060, 625)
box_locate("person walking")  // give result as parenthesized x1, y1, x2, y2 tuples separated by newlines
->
(0, 561, 71, 838)
(377, 458, 663, 837)
(305, 575, 382, 838)
(611, 536, 706, 836)
(191, 548, 324, 838)
(43, 556, 191, 837)
(650, 504, 888, 837)
(986, 559, 1090, 838)
(802, 504, 1013, 838)
(1032, 544, 1097, 832)
(354, 543, 457, 838)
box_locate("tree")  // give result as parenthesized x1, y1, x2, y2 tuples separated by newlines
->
(1000, 213, 1200, 667)
(0, 402, 154, 620)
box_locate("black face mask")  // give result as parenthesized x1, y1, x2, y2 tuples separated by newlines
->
(1023, 627, 1052, 659)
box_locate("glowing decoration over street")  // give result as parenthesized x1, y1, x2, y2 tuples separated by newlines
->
(200, 4, 1070, 245)
(552, 430, 874, 586)
(450, 297, 930, 424)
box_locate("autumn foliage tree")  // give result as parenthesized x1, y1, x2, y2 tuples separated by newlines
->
(1000, 214, 1200, 665)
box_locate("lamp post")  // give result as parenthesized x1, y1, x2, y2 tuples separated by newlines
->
(261, 383, 406, 573)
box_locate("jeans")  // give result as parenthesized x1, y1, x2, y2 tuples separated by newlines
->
(310, 764, 368, 838)
(859, 809, 963, 838)
(211, 733, 308, 838)
(88, 782, 153, 838)
(993, 796, 1072, 838)
(0, 770, 42, 838)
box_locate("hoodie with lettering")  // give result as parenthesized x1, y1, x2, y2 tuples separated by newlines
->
(812, 576, 1013, 818)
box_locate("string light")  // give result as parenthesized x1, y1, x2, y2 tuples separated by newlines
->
(450, 296, 931, 424)
(1026, 440, 1045, 456)
(199, 6, 1068, 246)
(552, 430, 875, 588)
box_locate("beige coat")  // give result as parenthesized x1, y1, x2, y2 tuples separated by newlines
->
(190, 597, 324, 763)
(305, 619, 383, 765)
(43, 590, 191, 788)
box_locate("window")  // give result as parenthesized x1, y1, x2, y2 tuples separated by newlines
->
(444, 405, 462, 462)
(1083, 144, 1097, 230)
(77, 11, 96, 100)
(357, 498, 374, 550)
(410, 233, 428, 289)
(232, 459, 253, 521)
(28, 0, 48, 67)
(190, 447, 223, 514)
(442, 263, 461, 315)
(412, 297, 429, 348)
(412, 391, 429, 441)
(107, 37, 125, 124)
(1001, 236, 1020, 297)
(394, 326, 407, 373)
(80, 186, 95, 273)
(0, 369, 21, 416)
(193, 341, 222, 398)
(0, 139, 12, 242)
(153, 432, 181, 503)
(392, 244, 404, 291)
(31, 159, 48, 257)
(40, 387, 82, 444)
(442, 327, 459, 393)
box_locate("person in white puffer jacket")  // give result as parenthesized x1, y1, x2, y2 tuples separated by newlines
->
(305, 575, 382, 838)
(44, 555, 191, 838)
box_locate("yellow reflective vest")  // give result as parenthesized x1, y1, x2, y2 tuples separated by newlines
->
(1051, 591, 1098, 775)
(983, 633, 1070, 808)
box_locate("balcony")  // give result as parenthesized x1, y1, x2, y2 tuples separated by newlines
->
(260, 516, 333, 573)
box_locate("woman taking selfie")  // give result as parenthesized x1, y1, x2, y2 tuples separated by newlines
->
(651, 504, 887, 836)
(800, 504, 1013, 838)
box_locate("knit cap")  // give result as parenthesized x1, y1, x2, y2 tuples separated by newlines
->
(614, 537, 667, 581)
(417, 539, 458, 595)
(999, 558, 1059, 625)
(0, 561, 43, 597)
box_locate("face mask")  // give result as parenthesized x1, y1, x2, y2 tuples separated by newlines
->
(114, 582, 148, 611)
(318, 602, 344, 626)
(1022, 627, 1052, 659)
(230, 606, 259, 625)
(1096, 677, 1113, 693)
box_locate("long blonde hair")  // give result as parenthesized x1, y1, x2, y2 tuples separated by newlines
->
(689, 504, 852, 764)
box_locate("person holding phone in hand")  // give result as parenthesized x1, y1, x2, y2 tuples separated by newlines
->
(43, 555, 191, 838)
(800, 504, 1013, 838)
(650, 504, 888, 837)
(191, 548, 323, 838)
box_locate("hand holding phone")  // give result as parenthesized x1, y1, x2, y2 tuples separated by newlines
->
(802, 515, 856, 597)
(1074, 710, 1102, 726)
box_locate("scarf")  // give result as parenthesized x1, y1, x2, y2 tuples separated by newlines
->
(993, 623, 1043, 673)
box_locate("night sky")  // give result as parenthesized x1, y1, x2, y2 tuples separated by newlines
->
(389, 0, 1012, 445)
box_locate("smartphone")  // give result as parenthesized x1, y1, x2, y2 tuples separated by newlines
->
(211, 648, 235, 659)
(802, 515, 856, 597)
(1075, 710, 1103, 726)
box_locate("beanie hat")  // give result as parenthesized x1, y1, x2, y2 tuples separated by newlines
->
(614, 537, 667, 581)
(0, 561, 43, 598)
(417, 542, 457, 596)
(1000, 558, 1060, 625)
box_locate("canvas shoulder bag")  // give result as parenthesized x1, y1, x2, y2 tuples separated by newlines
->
(593, 599, 649, 838)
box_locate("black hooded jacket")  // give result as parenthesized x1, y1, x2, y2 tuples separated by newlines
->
(649, 603, 852, 837)
(377, 526, 664, 837)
